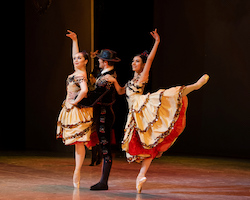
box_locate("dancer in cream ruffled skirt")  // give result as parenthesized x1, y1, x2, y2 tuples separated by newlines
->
(104, 29, 209, 193)
(56, 30, 97, 188)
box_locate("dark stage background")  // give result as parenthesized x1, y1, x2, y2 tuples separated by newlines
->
(20, 0, 250, 158)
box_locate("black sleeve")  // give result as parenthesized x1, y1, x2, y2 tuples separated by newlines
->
(77, 91, 100, 107)
(77, 88, 110, 107)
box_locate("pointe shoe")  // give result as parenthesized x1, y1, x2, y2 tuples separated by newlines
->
(195, 74, 209, 90)
(73, 171, 80, 188)
(73, 182, 80, 189)
(136, 177, 147, 194)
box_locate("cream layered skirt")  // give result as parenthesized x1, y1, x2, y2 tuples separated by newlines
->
(56, 101, 93, 145)
(122, 86, 188, 163)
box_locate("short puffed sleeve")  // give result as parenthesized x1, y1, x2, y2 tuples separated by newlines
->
(74, 75, 87, 83)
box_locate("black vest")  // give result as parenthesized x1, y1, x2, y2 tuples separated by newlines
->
(79, 69, 116, 107)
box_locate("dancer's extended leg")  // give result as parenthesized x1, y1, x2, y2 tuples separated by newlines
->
(73, 142, 86, 188)
(182, 74, 209, 97)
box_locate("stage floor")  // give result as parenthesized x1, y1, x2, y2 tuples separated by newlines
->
(0, 152, 249, 200)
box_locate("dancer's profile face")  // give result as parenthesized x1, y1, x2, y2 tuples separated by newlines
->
(73, 53, 87, 69)
(132, 56, 144, 73)
(98, 58, 105, 69)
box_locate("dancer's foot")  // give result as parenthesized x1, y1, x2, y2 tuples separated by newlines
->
(194, 74, 209, 90)
(73, 170, 80, 188)
(90, 182, 108, 190)
(136, 177, 147, 194)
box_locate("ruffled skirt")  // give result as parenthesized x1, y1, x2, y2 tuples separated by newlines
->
(56, 101, 95, 146)
(122, 86, 188, 163)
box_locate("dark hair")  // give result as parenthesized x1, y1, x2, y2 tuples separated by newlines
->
(136, 50, 149, 63)
(107, 61, 115, 66)
(90, 68, 99, 78)
(79, 50, 89, 66)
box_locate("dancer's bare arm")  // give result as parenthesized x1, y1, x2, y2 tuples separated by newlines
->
(66, 30, 79, 58)
(139, 29, 160, 83)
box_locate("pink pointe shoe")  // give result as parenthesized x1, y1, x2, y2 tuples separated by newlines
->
(136, 177, 147, 194)
(73, 171, 80, 188)
(195, 74, 210, 90)
(73, 181, 80, 189)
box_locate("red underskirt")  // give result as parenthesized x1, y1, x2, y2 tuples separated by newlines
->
(127, 96, 188, 159)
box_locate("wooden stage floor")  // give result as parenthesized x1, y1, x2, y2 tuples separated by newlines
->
(0, 152, 249, 200)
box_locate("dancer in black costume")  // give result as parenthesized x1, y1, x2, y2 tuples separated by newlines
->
(79, 49, 121, 190)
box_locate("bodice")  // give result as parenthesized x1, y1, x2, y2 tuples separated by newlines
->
(66, 74, 86, 101)
(125, 75, 147, 109)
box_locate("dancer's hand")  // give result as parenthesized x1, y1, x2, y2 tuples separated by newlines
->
(150, 29, 160, 43)
(69, 100, 77, 106)
(90, 50, 99, 59)
(104, 74, 116, 83)
(139, 29, 160, 84)
(66, 30, 77, 41)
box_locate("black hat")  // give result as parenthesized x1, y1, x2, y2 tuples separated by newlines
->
(96, 49, 121, 62)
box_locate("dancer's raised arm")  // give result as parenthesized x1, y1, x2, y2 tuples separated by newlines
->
(66, 30, 79, 58)
(139, 29, 160, 83)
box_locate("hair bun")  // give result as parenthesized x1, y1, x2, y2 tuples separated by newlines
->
(138, 50, 149, 63)
(141, 50, 149, 57)
(81, 50, 89, 56)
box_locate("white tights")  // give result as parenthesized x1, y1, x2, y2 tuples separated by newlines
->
(137, 157, 153, 180)
(182, 74, 209, 96)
